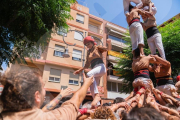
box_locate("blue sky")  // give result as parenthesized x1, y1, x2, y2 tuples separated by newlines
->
(77, 0, 180, 28)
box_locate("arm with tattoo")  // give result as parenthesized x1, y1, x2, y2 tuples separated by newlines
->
(42, 88, 72, 112)
(42, 94, 63, 112)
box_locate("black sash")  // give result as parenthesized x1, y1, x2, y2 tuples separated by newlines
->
(146, 26, 160, 39)
(91, 58, 104, 68)
(156, 76, 174, 86)
(134, 69, 150, 79)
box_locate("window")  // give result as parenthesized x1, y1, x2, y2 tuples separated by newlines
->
(89, 24, 98, 33)
(74, 30, 83, 41)
(69, 72, 79, 85)
(49, 68, 61, 82)
(61, 86, 68, 90)
(72, 49, 82, 61)
(57, 27, 68, 36)
(54, 45, 65, 57)
(108, 35, 127, 44)
(76, 14, 84, 24)
(107, 81, 122, 92)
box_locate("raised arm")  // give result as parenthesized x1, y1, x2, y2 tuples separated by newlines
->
(123, 0, 143, 16)
(151, 55, 170, 67)
(42, 88, 73, 112)
(74, 52, 90, 74)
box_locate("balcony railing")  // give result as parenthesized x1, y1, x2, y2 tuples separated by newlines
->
(88, 24, 103, 35)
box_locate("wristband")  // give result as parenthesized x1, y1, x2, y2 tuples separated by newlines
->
(141, 86, 145, 89)
(136, 92, 142, 96)
(160, 92, 163, 95)
(79, 108, 87, 115)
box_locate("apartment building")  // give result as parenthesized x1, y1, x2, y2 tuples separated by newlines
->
(7, 2, 129, 103)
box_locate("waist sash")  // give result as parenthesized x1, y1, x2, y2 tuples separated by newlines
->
(134, 69, 150, 79)
(91, 58, 104, 68)
(156, 76, 174, 86)
(129, 18, 140, 27)
(146, 26, 160, 39)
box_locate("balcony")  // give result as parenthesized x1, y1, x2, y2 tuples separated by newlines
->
(107, 50, 124, 62)
(111, 39, 127, 48)
(88, 24, 103, 37)
(107, 55, 119, 62)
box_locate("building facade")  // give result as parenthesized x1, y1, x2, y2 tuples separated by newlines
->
(8, 2, 129, 103)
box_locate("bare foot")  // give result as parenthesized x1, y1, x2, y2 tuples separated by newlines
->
(91, 94, 101, 108)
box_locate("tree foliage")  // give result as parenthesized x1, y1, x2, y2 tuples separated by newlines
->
(116, 19, 180, 93)
(0, 0, 76, 69)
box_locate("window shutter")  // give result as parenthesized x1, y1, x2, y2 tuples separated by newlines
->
(70, 72, 79, 81)
(72, 49, 82, 59)
(50, 68, 61, 78)
(76, 14, 84, 22)
(55, 45, 65, 52)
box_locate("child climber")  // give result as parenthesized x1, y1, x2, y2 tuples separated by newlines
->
(74, 36, 111, 107)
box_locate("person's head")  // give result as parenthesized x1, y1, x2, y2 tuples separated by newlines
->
(133, 47, 140, 58)
(113, 97, 125, 104)
(0, 69, 45, 112)
(91, 106, 116, 120)
(102, 102, 111, 107)
(122, 107, 165, 120)
(129, 3, 134, 12)
(83, 36, 97, 49)
(176, 75, 180, 82)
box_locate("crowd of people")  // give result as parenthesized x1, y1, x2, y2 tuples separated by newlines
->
(0, 0, 179, 120)
(0, 68, 180, 120)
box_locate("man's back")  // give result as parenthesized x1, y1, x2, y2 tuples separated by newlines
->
(2, 101, 78, 120)
(132, 55, 155, 72)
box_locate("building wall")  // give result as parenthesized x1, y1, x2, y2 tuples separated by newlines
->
(43, 64, 82, 91)
(7, 3, 129, 101)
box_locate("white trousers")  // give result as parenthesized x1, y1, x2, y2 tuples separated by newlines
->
(143, 6, 157, 15)
(87, 63, 106, 98)
(156, 84, 176, 96)
(147, 33, 166, 59)
(129, 22, 144, 51)
(133, 77, 152, 90)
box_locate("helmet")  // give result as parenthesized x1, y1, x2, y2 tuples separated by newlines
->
(83, 36, 97, 45)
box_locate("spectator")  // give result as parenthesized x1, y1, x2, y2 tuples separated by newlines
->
(0, 69, 94, 120)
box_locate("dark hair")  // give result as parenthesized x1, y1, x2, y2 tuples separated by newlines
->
(122, 107, 165, 120)
(91, 106, 116, 120)
(0, 69, 42, 112)
(165, 103, 177, 110)
(113, 97, 125, 104)
(102, 102, 111, 107)
(129, 4, 134, 12)
(134, 47, 140, 58)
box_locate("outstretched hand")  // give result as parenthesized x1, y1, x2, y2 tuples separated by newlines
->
(83, 73, 94, 86)
(60, 88, 73, 97)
